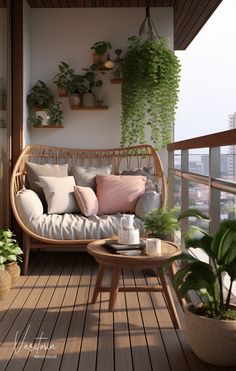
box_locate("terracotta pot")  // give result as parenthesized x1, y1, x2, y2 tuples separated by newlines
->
(57, 87, 68, 97)
(5, 262, 21, 287)
(185, 305, 236, 367)
(0, 270, 12, 300)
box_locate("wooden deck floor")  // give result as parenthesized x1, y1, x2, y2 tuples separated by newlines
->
(0, 252, 233, 371)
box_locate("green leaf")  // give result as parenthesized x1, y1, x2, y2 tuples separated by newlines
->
(178, 208, 210, 222)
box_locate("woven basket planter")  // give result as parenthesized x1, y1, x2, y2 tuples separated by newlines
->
(5, 262, 21, 287)
(185, 305, 236, 367)
(0, 270, 12, 300)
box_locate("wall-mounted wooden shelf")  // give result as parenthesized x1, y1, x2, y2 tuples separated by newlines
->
(33, 125, 64, 128)
(70, 106, 109, 110)
(110, 78, 122, 84)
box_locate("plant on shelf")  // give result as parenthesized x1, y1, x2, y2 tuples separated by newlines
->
(27, 80, 63, 126)
(91, 40, 112, 67)
(121, 36, 181, 149)
(144, 208, 179, 241)
(53, 61, 76, 97)
(67, 74, 87, 107)
(0, 229, 23, 293)
(82, 66, 104, 107)
(166, 208, 236, 366)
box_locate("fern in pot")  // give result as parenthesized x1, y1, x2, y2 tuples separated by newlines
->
(121, 36, 181, 149)
(144, 208, 179, 241)
(166, 209, 236, 367)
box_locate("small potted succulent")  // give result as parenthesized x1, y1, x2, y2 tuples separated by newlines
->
(27, 80, 63, 126)
(0, 229, 23, 292)
(53, 61, 76, 97)
(166, 209, 236, 367)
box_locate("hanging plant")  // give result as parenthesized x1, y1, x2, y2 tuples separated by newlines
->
(121, 36, 181, 149)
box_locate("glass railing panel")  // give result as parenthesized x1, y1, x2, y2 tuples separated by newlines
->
(173, 175, 181, 208)
(220, 146, 236, 182)
(174, 150, 181, 169)
(220, 191, 236, 220)
(188, 148, 209, 176)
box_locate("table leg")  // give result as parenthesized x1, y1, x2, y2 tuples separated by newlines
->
(92, 264, 105, 304)
(168, 263, 185, 308)
(109, 267, 121, 311)
(157, 268, 181, 329)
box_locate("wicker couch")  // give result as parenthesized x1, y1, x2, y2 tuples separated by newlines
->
(10, 144, 166, 274)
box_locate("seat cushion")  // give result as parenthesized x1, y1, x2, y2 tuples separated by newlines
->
(26, 213, 145, 240)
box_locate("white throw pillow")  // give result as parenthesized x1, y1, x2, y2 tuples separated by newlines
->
(135, 191, 161, 220)
(39, 176, 79, 214)
(15, 188, 44, 223)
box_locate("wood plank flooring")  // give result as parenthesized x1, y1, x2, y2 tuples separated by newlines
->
(0, 252, 233, 371)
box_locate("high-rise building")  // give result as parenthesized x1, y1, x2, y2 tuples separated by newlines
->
(228, 113, 236, 181)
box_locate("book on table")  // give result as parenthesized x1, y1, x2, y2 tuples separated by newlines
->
(104, 239, 146, 253)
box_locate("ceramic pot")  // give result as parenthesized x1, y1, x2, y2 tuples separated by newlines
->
(82, 92, 95, 108)
(185, 305, 236, 367)
(0, 270, 12, 300)
(35, 109, 49, 125)
(69, 93, 81, 108)
(5, 262, 21, 287)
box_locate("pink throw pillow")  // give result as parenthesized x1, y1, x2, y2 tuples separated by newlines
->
(74, 185, 98, 216)
(96, 175, 146, 214)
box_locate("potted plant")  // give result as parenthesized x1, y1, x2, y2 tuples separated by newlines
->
(53, 61, 76, 97)
(166, 209, 236, 366)
(82, 68, 103, 108)
(144, 208, 179, 241)
(91, 40, 112, 67)
(0, 229, 23, 288)
(67, 74, 87, 108)
(121, 36, 181, 149)
(27, 80, 63, 126)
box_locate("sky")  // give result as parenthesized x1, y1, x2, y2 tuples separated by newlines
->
(175, 0, 236, 142)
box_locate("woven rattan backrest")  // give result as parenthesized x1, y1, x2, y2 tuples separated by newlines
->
(10, 144, 166, 209)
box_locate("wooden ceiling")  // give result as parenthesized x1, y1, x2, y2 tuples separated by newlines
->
(26, 0, 222, 50)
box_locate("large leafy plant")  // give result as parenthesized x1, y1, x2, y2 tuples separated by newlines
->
(0, 229, 23, 271)
(121, 36, 181, 149)
(53, 61, 75, 91)
(167, 209, 236, 320)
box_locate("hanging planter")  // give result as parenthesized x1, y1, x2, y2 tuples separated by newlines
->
(121, 4, 181, 149)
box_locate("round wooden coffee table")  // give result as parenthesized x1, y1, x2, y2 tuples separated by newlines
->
(87, 239, 182, 329)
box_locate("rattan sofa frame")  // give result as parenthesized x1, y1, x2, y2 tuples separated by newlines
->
(10, 144, 166, 274)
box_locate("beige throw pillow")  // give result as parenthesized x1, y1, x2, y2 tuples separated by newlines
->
(25, 162, 68, 205)
(39, 176, 79, 214)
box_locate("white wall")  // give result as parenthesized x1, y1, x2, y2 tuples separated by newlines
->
(23, 0, 31, 146)
(25, 7, 173, 150)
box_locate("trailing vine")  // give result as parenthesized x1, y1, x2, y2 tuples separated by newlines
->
(121, 36, 181, 149)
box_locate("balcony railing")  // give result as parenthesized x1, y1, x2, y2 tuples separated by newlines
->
(167, 129, 236, 296)
(167, 128, 236, 233)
